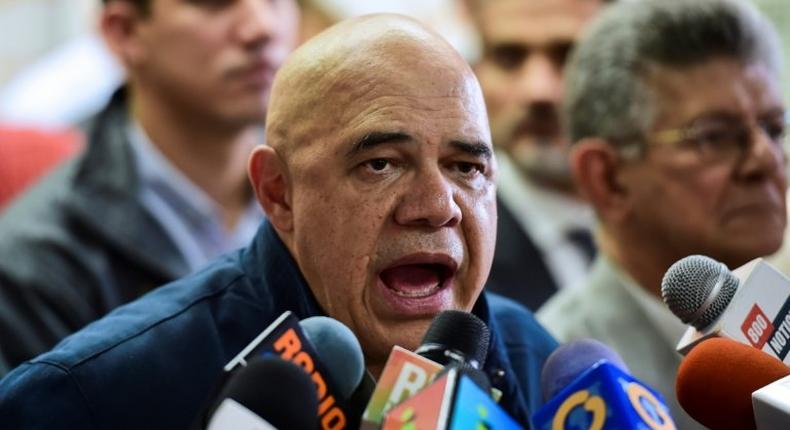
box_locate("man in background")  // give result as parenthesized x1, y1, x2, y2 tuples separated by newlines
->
(465, 0, 610, 310)
(0, 0, 299, 373)
(539, 0, 787, 427)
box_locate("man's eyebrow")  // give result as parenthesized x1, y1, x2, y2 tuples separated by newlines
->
(451, 140, 492, 159)
(347, 132, 412, 157)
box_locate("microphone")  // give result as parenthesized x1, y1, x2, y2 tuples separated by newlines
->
(532, 339, 676, 430)
(381, 366, 521, 429)
(300, 316, 366, 400)
(539, 338, 629, 402)
(752, 374, 790, 429)
(300, 316, 375, 427)
(221, 311, 366, 430)
(661, 255, 790, 363)
(676, 337, 790, 430)
(206, 356, 319, 430)
(414, 310, 490, 369)
(362, 310, 490, 426)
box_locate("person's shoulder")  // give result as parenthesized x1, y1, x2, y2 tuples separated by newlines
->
(487, 292, 558, 353)
(0, 361, 94, 428)
(35, 256, 250, 370)
(537, 273, 633, 342)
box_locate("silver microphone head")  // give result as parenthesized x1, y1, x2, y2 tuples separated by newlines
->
(661, 255, 739, 330)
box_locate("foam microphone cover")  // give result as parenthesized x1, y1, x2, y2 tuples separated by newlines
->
(676, 337, 790, 430)
(540, 338, 629, 402)
(416, 310, 490, 369)
(216, 356, 319, 430)
(300, 316, 365, 400)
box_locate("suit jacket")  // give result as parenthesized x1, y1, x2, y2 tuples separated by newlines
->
(0, 88, 189, 374)
(486, 198, 558, 311)
(0, 220, 559, 429)
(537, 257, 707, 430)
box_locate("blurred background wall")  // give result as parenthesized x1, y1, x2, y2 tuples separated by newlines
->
(0, 0, 787, 127)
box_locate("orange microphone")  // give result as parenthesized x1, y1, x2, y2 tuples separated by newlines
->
(676, 337, 790, 429)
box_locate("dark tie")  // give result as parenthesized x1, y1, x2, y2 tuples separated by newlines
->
(566, 228, 597, 264)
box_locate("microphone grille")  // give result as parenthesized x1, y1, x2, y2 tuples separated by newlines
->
(661, 255, 739, 330)
(420, 310, 490, 368)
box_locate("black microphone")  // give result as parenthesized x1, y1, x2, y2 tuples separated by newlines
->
(206, 356, 319, 430)
(415, 310, 490, 370)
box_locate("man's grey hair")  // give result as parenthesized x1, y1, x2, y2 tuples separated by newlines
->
(564, 0, 783, 149)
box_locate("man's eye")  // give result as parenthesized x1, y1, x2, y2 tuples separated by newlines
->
(455, 162, 484, 176)
(760, 120, 786, 143)
(366, 159, 390, 171)
(696, 128, 733, 146)
(489, 44, 528, 71)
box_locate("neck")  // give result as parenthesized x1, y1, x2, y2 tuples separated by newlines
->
(366, 363, 385, 381)
(598, 227, 670, 299)
(130, 89, 261, 229)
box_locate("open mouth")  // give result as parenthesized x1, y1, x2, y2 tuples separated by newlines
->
(379, 263, 454, 299)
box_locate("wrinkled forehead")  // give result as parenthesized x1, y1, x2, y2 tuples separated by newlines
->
(321, 59, 490, 153)
(643, 59, 784, 128)
(266, 16, 490, 158)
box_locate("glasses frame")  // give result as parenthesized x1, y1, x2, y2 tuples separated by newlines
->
(618, 112, 790, 163)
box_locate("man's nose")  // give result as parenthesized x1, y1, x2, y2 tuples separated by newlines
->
(515, 53, 563, 107)
(235, 0, 277, 46)
(394, 168, 462, 228)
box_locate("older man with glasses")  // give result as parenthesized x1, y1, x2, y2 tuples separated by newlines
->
(538, 0, 787, 428)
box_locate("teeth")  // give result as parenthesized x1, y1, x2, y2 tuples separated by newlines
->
(390, 282, 442, 298)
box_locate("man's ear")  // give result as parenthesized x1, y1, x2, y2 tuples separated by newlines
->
(249, 146, 293, 232)
(99, 1, 148, 68)
(570, 138, 632, 223)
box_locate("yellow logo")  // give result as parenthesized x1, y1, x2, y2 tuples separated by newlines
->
(626, 383, 676, 430)
(552, 390, 606, 430)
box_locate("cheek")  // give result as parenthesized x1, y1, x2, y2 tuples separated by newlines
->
(646, 169, 728, 228)
(460, 189, 498, 265)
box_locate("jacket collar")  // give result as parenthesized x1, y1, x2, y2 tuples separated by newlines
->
(66, 87, 189, 280)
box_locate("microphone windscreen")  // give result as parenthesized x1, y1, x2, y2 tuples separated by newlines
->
(539, 338, 629, 402)
(676, 337, 790, 430)
(416, 310, 490, 368)
(661, 255, 739, 330)
(219, 356, 319, 430)
(300, 316, 365, 399)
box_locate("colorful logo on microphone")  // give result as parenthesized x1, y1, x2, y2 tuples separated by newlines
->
(741, 304, 775, 349)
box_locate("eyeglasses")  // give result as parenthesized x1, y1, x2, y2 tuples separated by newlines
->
(622, 112, 789, 164)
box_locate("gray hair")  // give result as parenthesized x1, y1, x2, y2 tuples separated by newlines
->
(564, 0, 783, 149)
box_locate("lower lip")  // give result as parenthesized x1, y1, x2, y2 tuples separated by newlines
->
(374, 275, 454, 317)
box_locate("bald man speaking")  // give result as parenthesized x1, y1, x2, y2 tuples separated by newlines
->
(0, 15, 557, 429)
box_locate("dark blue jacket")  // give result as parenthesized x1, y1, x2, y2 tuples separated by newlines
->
(0, 221, 557, 429)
